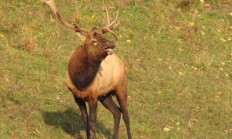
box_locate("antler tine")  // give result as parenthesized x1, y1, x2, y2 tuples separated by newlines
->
(106, 28, 118, 40)
(105, 11, 119, 29)
(41, 0, 88, 33)
(102, 5, 119, 40)
(103, 3, 110, 25)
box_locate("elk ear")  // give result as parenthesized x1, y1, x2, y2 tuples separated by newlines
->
(89, 30, 101, 40)
(77, 33, 86, 41)
(91, 27, 98, 30)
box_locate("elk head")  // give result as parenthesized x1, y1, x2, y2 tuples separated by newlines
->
(41, 0, 119, 57)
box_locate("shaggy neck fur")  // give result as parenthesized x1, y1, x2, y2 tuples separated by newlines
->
(68, 45, 105, 90)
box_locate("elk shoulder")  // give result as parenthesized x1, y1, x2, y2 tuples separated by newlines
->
(67, 54, 126, 101)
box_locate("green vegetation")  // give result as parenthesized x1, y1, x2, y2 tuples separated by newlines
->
(0, 0, 231, 138)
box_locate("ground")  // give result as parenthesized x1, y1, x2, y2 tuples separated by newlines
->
(0, 0, 231, 138)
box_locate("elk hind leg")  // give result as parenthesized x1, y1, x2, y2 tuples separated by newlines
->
(115, 87, 132, 139)
(73, 95, 90, 139)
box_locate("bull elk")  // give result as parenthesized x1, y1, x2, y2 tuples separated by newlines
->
(41, 0, 132, 139)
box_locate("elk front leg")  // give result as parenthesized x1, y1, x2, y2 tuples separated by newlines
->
(89, 101, 98, 139)
(116, 77, 132, 139)
(73, 95, 90, 139)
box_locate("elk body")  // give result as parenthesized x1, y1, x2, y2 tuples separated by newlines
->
(42, 0, 132, 139)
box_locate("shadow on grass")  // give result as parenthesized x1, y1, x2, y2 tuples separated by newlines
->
(43, 107, 112, 139)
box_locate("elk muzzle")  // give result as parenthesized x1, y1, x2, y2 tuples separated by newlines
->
(104, 41, 115, 55)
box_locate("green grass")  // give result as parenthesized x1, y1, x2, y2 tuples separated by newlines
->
(0, 0, 231, 138)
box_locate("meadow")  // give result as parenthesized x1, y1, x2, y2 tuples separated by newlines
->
(0, 0, 231, 138)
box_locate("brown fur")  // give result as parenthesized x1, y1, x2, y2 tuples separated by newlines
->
(42, 0, 131, 137)
(67, 54, 127, 101)
(68, 45, 102, 90)
(66, 29, 132, 139)
(67, 29, 115, 91)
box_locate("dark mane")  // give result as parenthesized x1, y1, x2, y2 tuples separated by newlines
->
(68, 46, 102, 90)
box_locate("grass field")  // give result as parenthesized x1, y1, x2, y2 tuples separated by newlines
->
(0, 0, 231, 138)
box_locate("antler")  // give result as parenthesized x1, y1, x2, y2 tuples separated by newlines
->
(102, 4, 120, 40)
(41, 0, 88, 36)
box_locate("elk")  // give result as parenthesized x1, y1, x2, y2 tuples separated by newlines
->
(42, 0, 132, 139)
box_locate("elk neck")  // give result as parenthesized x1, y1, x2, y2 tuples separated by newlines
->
(68, 45, 106, 90)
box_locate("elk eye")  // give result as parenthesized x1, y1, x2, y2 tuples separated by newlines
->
(93, 32, 98, 36)
(93, 42, 98, 46)
(92, 39, 98, 46)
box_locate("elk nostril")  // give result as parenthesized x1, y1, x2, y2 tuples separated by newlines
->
(109, 42, 115, 47)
